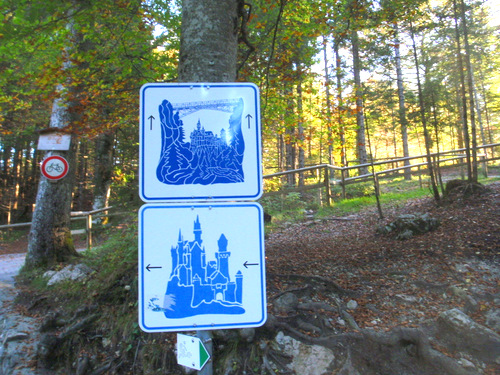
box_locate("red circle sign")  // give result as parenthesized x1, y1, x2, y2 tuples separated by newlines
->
(41, 155, 69, 181)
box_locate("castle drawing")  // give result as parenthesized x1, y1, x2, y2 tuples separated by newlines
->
(158, 216, 245, 318)
(155, 98, 245, 186)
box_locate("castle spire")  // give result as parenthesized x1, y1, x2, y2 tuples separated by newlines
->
(194, 215, 202, 244)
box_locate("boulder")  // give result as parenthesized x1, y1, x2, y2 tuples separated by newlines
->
(437, 308, 500, 364)
(273, 332, 335, 375)
(377, 213, 440, 240)
(44, 264, 93, 286)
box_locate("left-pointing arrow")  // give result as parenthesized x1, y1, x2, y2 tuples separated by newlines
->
(146, 264, 162, 272)
(243, 261, 259, 269)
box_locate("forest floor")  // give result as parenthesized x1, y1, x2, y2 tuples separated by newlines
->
(261, 179, 500, 374)
(265, 180, 499, 333)
(0, 179, 499, 374)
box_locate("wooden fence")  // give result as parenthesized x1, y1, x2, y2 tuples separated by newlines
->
(263, 143, 500, 206)
(0, 207, 113, 250)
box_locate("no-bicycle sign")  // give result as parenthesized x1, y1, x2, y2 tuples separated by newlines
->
(40, 155, 69, 181)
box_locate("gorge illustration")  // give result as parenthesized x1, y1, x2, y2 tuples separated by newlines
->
(155, 98, 245, 185)
(148, 216, 245, 318)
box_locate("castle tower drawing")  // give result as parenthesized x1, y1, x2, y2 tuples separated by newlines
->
(162, 216, 245, 318)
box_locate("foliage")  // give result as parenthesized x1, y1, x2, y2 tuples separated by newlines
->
(0, 0, 499, 226)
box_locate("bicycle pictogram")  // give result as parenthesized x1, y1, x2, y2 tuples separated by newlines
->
(46, 162, 64, 173)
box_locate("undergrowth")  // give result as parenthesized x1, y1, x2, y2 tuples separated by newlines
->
(18, 218, 181, 374)
(260, 172, 499, 226)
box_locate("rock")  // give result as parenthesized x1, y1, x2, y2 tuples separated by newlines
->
(377, 213, 440, 240)
(346, 300, 358, 310)
(3, 331, 30, 344)
(485, 308, 500, 332)
(273, 332, 335, 375)
(273, 292, 299, 314)
(437, 308, 500, 364)
(395, 294, 418, 304)
(44, 264, 93, 286)
(238, 328, 255, 342)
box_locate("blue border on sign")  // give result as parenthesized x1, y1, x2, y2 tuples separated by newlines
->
(139, 83, 262, 202)
(138, 202, 267, 332)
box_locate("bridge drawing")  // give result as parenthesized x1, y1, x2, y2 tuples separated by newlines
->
(171, 99, 242, 118)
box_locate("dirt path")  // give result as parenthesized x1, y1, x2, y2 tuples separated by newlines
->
(0, 240, 87, 375)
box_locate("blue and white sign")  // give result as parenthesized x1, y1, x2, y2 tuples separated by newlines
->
(139, 83, 262, 202)
(138, 202, 267, 332)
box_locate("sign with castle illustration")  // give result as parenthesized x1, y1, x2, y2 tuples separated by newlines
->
(139, 83, 262, 202)
(138, 202, 267, 332)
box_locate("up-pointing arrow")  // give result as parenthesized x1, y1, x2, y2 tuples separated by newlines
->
(246, 114, 252, 129)
(148, 115, 155, 130)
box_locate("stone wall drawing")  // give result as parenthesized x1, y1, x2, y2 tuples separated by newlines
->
(155, 98, 245, 185)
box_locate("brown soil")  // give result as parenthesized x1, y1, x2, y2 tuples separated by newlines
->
(265, 181, 499, 334)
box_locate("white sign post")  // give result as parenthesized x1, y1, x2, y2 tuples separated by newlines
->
(177, 333, 211, 371)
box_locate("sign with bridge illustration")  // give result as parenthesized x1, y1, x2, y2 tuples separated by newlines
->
(138, 202, 266, 332)
(139, 83, 262, 202)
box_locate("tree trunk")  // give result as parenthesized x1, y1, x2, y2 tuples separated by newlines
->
(25, 99, 80, 269)
(452, 0, 473, 182)
(351, 30, 368, 175)
(459, 0, 478, 182)
(285, 82, 296, 185)
(178, 1, 240, 370)
(393, 23, 411, 180)
(25, 5, 83, 270)
(92, 131, 115, 211)
(410, 23, 440, 203)
(334, 43, 348, 177)
(178, 0, 238, 82)
(297, 79, 305, 187)
(323, 37, 333, 165)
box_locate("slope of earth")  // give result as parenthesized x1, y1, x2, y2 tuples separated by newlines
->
(262, 181, 499, 374)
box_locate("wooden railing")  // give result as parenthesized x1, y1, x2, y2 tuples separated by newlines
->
(263, 143, 500, 206)
(0, 207, 113, 250)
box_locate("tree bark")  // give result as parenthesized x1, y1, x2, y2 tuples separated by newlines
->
(323, 37, 333, 165)
(92, 131, 115, 211)
(297, 79, 305, 187)
(335, 43, 347, 173)
(393, 23, 411, 180)
(178, 0, 238, 82)
(452, 0, 473, 182)
(25, 4, 83, 269)
(178, 2, 240, 372)
(25, 97, 80, 269)
(351, 30, 368, 175)
(459, 0, 478, 182)
(409, 23, 440, 203)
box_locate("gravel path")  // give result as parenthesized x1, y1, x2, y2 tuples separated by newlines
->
(0, 252, 44, 375)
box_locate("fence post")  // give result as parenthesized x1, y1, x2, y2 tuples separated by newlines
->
(324, 166, 331, 207)
(341, 168, 346, 200)
(86, 213, 92, 249)
(418, 166, 422, 188)
(481, 155, 488, 178)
